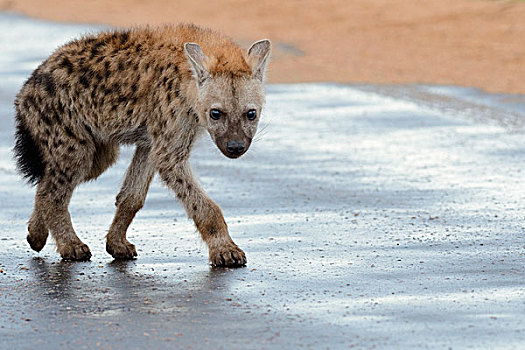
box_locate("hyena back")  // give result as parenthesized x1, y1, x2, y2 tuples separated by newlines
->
(14, 24, 271, 266)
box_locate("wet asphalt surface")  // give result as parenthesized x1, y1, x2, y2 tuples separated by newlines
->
(1, 13, 524, 350)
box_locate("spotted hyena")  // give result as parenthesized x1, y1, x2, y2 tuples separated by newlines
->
(13, 24, 271, 266)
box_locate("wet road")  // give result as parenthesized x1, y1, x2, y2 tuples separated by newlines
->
(1, 14, 524, 349)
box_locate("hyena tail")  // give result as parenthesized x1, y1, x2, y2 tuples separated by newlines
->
(13, 111, 45, 186)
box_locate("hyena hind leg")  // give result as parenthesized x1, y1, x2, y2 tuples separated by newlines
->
(106, 145, 154, 260)
(35, 172, 92, 260)
(42, 140, 117, 259)
(27, 199, 49, 252)
(34, 131, 98, 260)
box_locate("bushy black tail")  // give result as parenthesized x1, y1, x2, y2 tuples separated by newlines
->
(13, 111, 45, 186)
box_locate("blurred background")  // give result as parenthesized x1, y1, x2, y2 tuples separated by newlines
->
(1, 0, 524, 94)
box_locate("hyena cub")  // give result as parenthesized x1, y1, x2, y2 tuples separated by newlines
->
(14, 24, 271, 266)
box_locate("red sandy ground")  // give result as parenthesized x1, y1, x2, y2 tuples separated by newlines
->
(3, 0, 525, 94)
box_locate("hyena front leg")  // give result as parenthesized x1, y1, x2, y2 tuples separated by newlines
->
(106, 145, 154, 259)
(156, 157, 247, 267)
(193, 194, 247, 267)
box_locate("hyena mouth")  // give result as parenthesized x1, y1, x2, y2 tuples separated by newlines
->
(225, 152, 245, 159)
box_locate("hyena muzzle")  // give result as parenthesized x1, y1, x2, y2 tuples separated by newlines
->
(13, 24, 271, 266)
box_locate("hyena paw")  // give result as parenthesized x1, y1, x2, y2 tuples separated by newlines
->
(106, 239, 137, 260)
(27, 234, 46, 252)
(27, 221, 48, 252)
(209, 245, 247, 267)
(59, 242, 92, 261)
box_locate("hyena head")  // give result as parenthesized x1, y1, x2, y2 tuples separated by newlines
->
(184, 40, 271, 159)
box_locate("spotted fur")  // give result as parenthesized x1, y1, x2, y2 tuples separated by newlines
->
(14, 24, 271, 265)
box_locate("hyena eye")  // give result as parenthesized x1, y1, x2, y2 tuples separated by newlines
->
(210, 109, 222, 120)
(246, 109, 257, 121)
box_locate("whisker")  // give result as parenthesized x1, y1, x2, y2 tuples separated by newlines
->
(253, 117, 273, 143)
(253, 131, 269, 143)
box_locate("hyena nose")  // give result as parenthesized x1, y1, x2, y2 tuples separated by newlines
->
(226, 140, 246, 156)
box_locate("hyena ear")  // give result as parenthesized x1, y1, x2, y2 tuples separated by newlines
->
(184, 43, 210, 87)
(248, 39, 271, 81)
